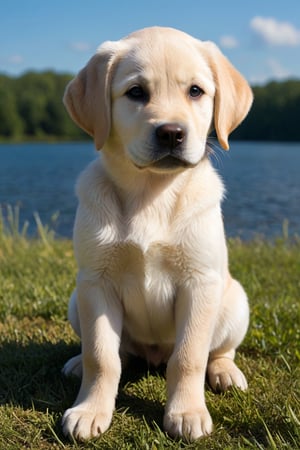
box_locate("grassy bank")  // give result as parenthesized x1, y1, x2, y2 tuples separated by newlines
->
(0, 218, 299, 449)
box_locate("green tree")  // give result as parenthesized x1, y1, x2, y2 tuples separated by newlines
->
(0, 76, 24, 138)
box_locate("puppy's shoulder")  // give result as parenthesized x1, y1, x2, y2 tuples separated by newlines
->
(75, 158, 115, 208)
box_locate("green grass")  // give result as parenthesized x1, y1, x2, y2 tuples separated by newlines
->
(0, 211, 299, 449)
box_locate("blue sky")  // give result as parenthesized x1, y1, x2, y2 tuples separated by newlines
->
(1, 0, 300, 84)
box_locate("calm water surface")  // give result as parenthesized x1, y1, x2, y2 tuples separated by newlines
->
(0, 141, 299, 239)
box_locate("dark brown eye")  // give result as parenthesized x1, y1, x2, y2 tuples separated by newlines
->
(126, 85, 149, 102)
(189, 85, 204, 98)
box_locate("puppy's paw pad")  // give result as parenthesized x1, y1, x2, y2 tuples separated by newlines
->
(62, 407, 111, 441)
(208, 358, 248, 392)
(62, 354, 82, 378)
(164, 408, 213, 441)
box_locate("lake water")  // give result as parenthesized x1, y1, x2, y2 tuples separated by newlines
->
(0, 141, 299, 240)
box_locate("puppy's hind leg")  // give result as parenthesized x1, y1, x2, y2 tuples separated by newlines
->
(207, 349, 248, 392)
(207, 278, 249, 392)
(62, 289, 83, 378)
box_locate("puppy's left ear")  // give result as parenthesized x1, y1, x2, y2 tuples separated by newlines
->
(63, 41, 123, 150)
(204, 42, 253, 150)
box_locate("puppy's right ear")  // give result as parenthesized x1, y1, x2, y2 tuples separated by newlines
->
(63, 42, 121, 150)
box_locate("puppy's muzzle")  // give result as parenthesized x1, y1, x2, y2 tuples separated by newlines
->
(151, 123, 195, 170)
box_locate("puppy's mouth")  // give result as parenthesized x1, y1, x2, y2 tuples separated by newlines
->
(134, 154, 198, 172)
(152, 154, 197, 170)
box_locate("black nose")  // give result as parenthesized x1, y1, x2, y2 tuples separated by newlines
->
(155, 123, 186, 149)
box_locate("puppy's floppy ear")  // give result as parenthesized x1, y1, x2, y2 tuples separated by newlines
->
(63, 41, 122, 150)
(204, 42, 253, 150)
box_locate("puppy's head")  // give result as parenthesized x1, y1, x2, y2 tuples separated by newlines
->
(64, 27, 253, 173)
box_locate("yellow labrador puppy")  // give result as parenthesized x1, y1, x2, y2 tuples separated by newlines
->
(62, 26, 253, 441)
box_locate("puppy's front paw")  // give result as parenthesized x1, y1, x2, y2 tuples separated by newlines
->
(207, 357, 248, 392)
(163, 407, 213, 441)
(62, 406, 112, 441)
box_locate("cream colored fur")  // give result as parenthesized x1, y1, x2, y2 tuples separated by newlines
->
(61, 26, 253, 442)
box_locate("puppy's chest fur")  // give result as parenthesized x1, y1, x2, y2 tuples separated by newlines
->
(75, 159, 223, 357)
(100, 197, 184, 348)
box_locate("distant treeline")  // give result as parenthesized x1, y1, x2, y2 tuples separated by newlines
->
(1, 71, 300, 142)
(0, 71, 84, 141)
(232, 79, 300, 142)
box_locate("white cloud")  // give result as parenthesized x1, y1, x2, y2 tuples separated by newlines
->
(250, 16, 300, 46)
(8, 54, 24, 64)
(219, 35, 239, 49)
(70, 42, 91, 52)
